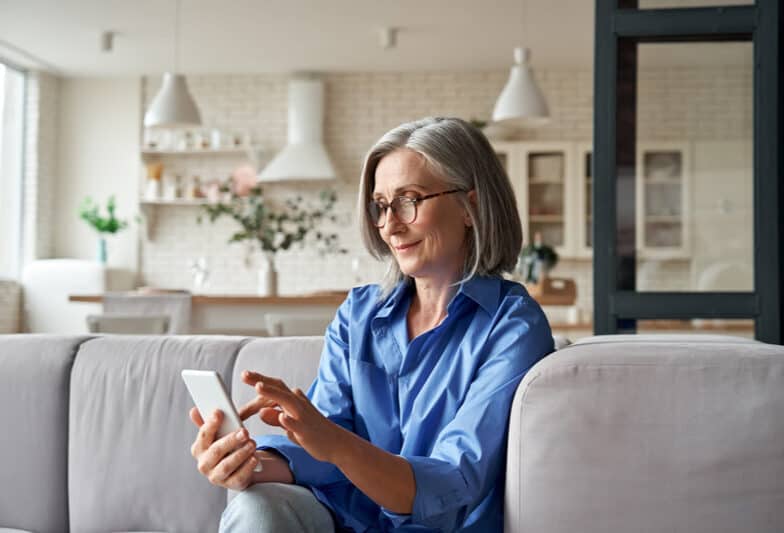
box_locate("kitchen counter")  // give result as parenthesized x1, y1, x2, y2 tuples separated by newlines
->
(69, 292, 348, 306)
(69, 291, 348, 335)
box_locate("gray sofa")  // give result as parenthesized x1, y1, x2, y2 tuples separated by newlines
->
(0, 333, 782, 533)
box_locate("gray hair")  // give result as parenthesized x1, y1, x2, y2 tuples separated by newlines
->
(358, 116, 523, 295)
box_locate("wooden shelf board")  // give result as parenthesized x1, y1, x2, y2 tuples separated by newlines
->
(141, 147, 252, 156)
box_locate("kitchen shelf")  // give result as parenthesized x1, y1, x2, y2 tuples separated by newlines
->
(140, 199, 210, 206)
(529, 214, 565, 222)
(528, 178, 564, 185)
(139, 199, 213, 240)
(141, 147, 255, 156)
(138, 141, 261, 241)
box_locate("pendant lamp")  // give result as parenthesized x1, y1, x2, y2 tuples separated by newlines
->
(144, 0, 201, 128)
(492, 0, 549, 126)
(492, 47, 549, 126)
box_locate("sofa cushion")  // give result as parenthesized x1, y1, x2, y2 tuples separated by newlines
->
(68, 335, 247, 533)
(505, 336, 784, 533)
(0, 334, 88, 533)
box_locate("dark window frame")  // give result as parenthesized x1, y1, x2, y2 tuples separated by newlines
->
(593, 0, 783, 343)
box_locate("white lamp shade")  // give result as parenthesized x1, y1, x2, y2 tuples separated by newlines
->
(143, 73, 201, 129)
(492, 48, 549, 126)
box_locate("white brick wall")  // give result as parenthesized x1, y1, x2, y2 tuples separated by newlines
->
(138, 65, 751, 300)
(0, 279, 21, 333)
(23, 70, 59, 264)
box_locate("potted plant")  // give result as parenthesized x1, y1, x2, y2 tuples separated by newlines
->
(78, 195, 128, 264)
(198, 180, 345, 296)
(518, 231, 558, 284)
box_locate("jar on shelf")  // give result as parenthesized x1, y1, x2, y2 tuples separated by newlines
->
(194, 129, 211, 150)
(144, 162, 163, 200)
(186, 176, 204, 200)
(210, 129, 224, 149)
(163, 175, 182, 200)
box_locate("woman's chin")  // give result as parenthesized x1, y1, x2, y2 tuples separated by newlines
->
(397, 260, 423, 278)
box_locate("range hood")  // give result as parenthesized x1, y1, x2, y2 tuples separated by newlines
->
(258, 76, 337, 182)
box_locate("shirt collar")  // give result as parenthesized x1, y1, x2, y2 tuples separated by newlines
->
(373, 275, 501, 322)
(372, 278, 413, 321)
(454, 275, 501, 315)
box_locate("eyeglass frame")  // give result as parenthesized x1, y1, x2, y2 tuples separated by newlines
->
(368, 189, 463, 228)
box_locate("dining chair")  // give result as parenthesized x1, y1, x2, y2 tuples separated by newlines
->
(102, 291, 191, 334)
(86, 314, 170, 334)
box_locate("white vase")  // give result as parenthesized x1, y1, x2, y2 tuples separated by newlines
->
(257, 253, 278, 297)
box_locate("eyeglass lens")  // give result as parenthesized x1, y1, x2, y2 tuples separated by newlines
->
(369, 198, 415, 227)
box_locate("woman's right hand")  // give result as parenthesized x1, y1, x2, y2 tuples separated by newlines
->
(189, 408, 259, 491)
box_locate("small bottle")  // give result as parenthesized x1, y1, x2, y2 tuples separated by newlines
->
(210, 129, 223, 149)
(193, 176, 205, 198)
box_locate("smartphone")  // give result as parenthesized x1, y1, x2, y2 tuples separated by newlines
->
(181, 369, 245, 438)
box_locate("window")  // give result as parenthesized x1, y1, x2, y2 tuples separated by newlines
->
(0, 61, 26, 279)
(594, 0, 782, 342)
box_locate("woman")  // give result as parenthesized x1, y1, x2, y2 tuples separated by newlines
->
(190, 117, 554, 532)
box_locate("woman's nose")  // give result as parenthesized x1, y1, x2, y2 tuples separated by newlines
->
(382, 206, 406, 234)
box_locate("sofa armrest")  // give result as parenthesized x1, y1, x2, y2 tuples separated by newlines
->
(505, 335, 784, 533)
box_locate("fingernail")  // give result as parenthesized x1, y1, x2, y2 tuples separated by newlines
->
(236, 429, 246, 441)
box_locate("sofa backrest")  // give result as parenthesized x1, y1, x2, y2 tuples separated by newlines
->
(0, 334, 86, 533)
(67, 335, 247, 533)
(505, 335, 784, 533)
(232, 336, 325, 439)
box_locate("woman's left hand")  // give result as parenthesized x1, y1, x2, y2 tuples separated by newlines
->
(243, 371, 346, 463)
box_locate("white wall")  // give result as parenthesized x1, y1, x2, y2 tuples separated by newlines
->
(54, 77, 140, 274)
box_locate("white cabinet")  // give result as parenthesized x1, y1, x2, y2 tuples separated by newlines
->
(494, 140, 691, 260)
(493, 141, 577, 258)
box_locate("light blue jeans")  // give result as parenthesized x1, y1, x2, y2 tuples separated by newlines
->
(219, 483, 335, 533)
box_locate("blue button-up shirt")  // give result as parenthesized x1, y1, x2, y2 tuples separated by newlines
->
(257, 275, 553, 532)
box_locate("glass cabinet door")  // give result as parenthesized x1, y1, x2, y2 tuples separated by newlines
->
(526, 149, 567, 250)
(635, 142, 691, 258)
(492, 141, 575, 257)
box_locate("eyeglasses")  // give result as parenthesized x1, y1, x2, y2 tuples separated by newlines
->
(368, 189, 462, 228)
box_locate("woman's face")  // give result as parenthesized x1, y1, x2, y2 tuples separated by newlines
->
(373, 149, 472, 282)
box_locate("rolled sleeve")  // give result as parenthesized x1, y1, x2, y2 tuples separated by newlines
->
(380, 456, 472, 529)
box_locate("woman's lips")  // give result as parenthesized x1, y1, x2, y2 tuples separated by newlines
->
(394, 241, 421, 252)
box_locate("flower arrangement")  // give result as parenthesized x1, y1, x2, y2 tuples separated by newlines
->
(78, 195, 128, 234)
(197, 179, 345, 258)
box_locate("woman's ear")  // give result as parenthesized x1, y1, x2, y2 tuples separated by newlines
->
(464, 190, 478, 227)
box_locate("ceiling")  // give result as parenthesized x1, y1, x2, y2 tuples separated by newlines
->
(0, 0, 752, 77)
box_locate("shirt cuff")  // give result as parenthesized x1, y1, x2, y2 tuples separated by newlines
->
(381, 455, 471, 530)
(255, 434, 344, 487)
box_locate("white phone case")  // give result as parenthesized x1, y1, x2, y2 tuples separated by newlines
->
(181, 369, 244, 438)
